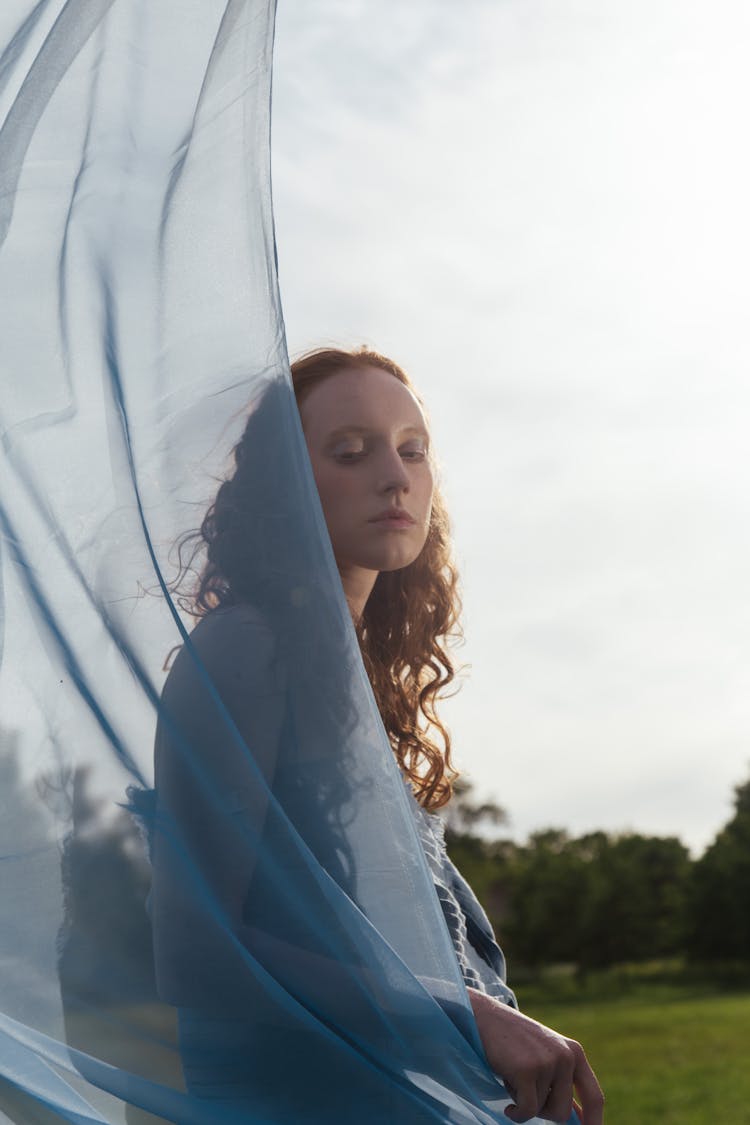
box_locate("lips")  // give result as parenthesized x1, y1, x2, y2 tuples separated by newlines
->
(370, 508, 416, 524)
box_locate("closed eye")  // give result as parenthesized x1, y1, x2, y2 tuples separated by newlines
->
(334, 448, 427, 464)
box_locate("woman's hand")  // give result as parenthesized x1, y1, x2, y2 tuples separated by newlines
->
(467, 988, 604, 1124)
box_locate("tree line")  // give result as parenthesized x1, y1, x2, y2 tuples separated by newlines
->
(2, 725, 747, 992)
(443, 772, 750, 973)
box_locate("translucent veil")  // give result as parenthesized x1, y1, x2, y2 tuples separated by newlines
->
(0, 3, 551, 1122)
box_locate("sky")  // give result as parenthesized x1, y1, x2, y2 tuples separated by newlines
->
(270, 0, 750, 855)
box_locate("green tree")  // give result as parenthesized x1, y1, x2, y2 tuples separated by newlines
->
(575, 833, 690, 971)
(503, 829, 589, 968)
(440, 776, 693, 973)
(494, 828, 690, 972)
(57, 766, 156, 1006)
(687, 772, 750, 962)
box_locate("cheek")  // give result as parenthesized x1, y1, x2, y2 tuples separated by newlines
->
(421, 467, 435, 511)
(311, 464, 356, 525)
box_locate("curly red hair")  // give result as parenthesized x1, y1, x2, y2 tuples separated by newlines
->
(289, 346, 465, 810)
(172, 345, 466, 811)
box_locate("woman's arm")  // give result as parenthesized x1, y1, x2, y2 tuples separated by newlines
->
(467, 987, 604, 1124)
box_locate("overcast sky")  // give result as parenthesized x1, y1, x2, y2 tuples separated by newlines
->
(270, 0, 750, 855)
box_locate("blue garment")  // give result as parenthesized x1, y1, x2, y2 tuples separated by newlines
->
(410, 801, 517, 1009)
(140, 603, 522, 1118)
(137, 602, 523, 1121)
(141, 603, 516, 1014)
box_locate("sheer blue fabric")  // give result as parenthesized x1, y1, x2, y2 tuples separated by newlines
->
(0, 2, 577, 1122)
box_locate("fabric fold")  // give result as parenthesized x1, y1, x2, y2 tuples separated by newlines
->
(0, 2, 560, 1121)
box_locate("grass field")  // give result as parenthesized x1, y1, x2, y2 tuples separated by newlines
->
(519, 979, 750, 1124)
(5, 970, 749, 1123)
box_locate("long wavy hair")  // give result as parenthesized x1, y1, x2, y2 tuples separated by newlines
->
(171, 346, 466, 811)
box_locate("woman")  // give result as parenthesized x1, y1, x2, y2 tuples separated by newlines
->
(150, 346, 604, 1124)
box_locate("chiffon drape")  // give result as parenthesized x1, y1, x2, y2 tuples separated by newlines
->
(0, 3, 571, 1121)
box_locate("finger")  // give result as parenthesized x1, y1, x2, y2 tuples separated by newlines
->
(559, 1100, 584, 1125)
(539, 1077, 574, 1124)
(538, 1051, 576, 1123)
(570, 1046, 604, 1125)
(504, 1076, 545, 1123)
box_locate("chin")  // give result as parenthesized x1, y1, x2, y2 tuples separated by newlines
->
(343, 532, 428, 574)
(368, 548, 423, 572)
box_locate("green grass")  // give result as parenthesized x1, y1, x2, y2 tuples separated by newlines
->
(10, 972, 750, 1124)
(519, 982, 750, 1124)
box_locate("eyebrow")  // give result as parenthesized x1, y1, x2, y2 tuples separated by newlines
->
(325, 424, 429, 441)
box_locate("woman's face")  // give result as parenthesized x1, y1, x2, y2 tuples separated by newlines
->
(299, 366, 434, 580)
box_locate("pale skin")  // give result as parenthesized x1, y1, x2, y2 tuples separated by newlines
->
(299, 364, 605, 1125)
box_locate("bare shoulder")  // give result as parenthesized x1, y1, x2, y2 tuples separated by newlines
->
(168, 603, 285, 700)
(190, 602, 276, 643)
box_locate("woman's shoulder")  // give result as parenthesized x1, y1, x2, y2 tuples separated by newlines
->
(165, 603, 285, 698)
(189, 601, 275, 641)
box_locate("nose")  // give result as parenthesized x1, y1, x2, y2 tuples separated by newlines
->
(378, 446, 410, 494)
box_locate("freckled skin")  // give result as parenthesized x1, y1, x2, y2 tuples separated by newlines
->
(298, 366, 434, 622)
